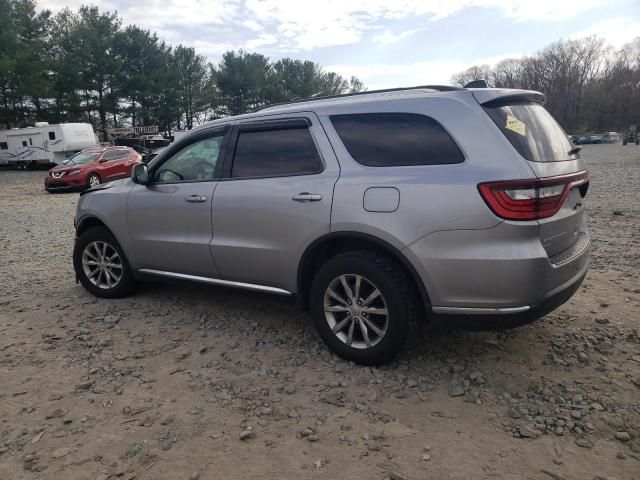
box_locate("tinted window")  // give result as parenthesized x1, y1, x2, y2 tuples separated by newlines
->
(70, 152, 101, 164)
(22, 141, 27, 147)
(103, 150, 129, 161)
(232, 127, 322, 178)
(49, 132, 56, 140)
(330, 113, 464, 167)
(483, 102, 576, 162)
(154, 134, 224, 183)
(0, 142, 7, 150)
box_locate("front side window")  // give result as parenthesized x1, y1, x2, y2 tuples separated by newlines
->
(70, 152, 101, 164)
(0, 142, 7, 150)
(330, 113, 464, 167)
(231, 127, 322, 178)
(102, 150, 129, 161)
(153, 134, 224, 183)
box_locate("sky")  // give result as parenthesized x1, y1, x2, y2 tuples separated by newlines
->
(39, 0, 640, 89)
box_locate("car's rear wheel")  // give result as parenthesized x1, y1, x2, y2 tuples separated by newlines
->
(73, 226, 135, 298)
(87, 173, 101, 189)
(310, 251, 416, 365)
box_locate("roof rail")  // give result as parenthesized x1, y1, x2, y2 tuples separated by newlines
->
(256, 84, 463, 111)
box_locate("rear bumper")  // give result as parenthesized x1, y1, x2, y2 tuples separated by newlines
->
(430, 257, 588, 330)
(404, 222, 590, 329)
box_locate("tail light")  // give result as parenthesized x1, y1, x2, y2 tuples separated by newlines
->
(478, 171, 589, 221)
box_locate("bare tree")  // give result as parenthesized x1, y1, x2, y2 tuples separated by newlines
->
(451, 36, 639, 132)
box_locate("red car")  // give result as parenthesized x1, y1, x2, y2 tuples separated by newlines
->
(45, 146, 141, 192)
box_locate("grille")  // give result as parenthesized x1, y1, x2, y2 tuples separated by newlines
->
(549, 232, 590, 266)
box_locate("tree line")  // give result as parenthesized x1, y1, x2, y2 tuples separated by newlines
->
(0, 0, 365, 137)
(451, 36, 640, 133)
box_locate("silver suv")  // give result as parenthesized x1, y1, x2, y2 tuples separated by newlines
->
(73, 85, 590, 365)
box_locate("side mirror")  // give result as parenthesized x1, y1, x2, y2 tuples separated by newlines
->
(99, 158, 108, 163)
(132, 163, 149, 185)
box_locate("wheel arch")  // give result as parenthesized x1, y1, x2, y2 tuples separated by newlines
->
(76, 215, 111, 237)
(297, 231, 431, 314)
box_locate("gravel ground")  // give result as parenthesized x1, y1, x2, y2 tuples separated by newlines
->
(1, 144, 639, 480)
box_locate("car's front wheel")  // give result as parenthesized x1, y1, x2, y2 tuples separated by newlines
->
(73, 226, 135, 298)
(87, 173, 101, 189)
(310, 251, 416, 365)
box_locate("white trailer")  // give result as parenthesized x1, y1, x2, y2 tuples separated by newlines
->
(0, 122, 98, 168)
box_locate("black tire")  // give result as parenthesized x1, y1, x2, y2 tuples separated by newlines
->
(73, 226, 136, 298)
(310, 250, 416, 366)
(623, 138, 627, 145)
(87, 173, 101, 189)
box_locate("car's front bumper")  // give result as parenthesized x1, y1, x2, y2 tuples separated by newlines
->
(45, 177, 84, 191)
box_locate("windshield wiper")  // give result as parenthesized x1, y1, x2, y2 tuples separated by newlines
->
(568, 146, 581, 155)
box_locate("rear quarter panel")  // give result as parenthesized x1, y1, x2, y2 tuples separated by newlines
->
(322, 93, 536, 249)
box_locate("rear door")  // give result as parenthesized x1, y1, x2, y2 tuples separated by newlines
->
(211, 113, 339, 292)
(126, 127, 227, 277)
(481, 99, 588, 259)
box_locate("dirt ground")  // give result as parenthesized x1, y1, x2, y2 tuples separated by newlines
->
(1, 144, 639, 480)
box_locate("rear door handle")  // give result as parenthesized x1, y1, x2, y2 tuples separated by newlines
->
(185, 195, 207, 203)
(292, 193, 322, 202)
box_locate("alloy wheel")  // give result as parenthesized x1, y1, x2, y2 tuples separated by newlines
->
(81, 241, 123, 289)
(323, 274, 389, 349)
(89, 175, 100, 188)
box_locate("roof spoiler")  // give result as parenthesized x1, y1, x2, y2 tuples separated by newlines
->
(472, 89, 545, 107)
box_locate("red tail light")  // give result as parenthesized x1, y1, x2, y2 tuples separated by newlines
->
(478, 171, 589, 221)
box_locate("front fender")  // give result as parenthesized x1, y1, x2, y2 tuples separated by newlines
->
(75, 180, 136, 267)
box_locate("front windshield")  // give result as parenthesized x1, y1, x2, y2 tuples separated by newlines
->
(70, 152, 101, 164)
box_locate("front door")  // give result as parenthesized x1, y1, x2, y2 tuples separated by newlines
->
(211, 114, 340, 292)
(126, 128, 227, 277)
(99, 149, 129, 180)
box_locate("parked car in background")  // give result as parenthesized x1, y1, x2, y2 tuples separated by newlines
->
(589, 135, 603, 144)
(578, 136, 589, 144)
(45, 146, 141, 192)
(602, 132, 620, 144)
(71, 85, 590, 365)
(141, 146, 167, 163)
(622, 125, 639, 145)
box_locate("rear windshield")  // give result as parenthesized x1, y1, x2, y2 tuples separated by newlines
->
(483, 102, 577, 162)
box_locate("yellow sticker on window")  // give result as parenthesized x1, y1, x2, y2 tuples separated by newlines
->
(505, 114, 526, 136)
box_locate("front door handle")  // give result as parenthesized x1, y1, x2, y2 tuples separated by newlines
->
(185, 195, 207, 203)
(292, 192, 322, 202)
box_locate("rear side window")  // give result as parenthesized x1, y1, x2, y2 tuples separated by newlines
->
(483, 102, 576, 162)
(330, 113, 464, 167)
(232, 127, 322, 178)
